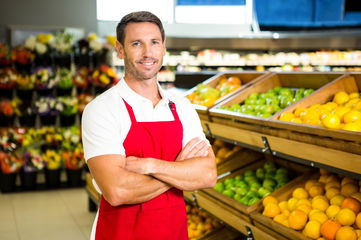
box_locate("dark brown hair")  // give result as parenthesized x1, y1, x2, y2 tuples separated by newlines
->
(116, 11, 165, 45)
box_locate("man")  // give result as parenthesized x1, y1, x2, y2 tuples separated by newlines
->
(82, 11, 217, 240)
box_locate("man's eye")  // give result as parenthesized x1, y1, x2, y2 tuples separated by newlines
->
(152, 40, 160, 45)
(132, 42, 140, 46)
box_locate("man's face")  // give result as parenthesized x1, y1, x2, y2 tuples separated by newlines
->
(116, 22, 165, 81)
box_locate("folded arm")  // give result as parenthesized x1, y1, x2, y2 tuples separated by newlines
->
(125, 138, 217, 191)
(87, 154, 171, 206)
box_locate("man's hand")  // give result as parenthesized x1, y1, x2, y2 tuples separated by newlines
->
(176, 137, 209, 161)
(124, 156, 153, 175)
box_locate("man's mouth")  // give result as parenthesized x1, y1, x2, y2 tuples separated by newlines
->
(138, 58, 157, 66)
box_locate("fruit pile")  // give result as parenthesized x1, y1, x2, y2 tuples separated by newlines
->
(211, 139, 242, 164)
(220, 87, 314, 118)
(214, 161, 291, 206)
(279, 91, 361, 132)
(186, 76, 241, 107)
(262, 169, 361, 240)
(186, 204, 221, 240)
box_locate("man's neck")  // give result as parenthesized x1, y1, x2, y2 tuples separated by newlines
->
(124, 76, 162, 107)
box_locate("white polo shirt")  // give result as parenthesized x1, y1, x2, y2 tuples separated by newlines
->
(82, 78, 207, 162)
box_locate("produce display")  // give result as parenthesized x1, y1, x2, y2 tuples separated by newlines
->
(219, 87, 314, 118)
(186, 76, 241, 107)
(261, 169, 361, 240)
(213, 161, 291, 206)
(279, 91, 361, 132)
(186, 204, 221, 240)
(211, 139, 242, 164)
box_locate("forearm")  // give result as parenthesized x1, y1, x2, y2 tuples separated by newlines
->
(148, 155, 217, 191)
(87, 155, 171, 207)
(115, 171, 171, 205)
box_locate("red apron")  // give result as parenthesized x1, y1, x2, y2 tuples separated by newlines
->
(95, 99, 188, 240)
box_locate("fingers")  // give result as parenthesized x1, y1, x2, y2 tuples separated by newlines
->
(179, 137, 209, 160)
(187, 140, 208, 158)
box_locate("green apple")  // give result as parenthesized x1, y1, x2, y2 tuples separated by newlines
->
(236, 187, 248, 196)
(248, 197, 261, 205)
(223, 189, 235, 198)
(258, 187, 271, 197)
(214, 182, 224, 192)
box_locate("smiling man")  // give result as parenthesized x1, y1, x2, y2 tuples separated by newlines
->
(82, 11, 217, 240)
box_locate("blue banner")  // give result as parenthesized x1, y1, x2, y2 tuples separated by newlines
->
(177, 0, 246, 6)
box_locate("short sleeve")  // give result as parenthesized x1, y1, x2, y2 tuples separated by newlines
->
(81, 99, 125, 161)
(177, 97, 209, 147)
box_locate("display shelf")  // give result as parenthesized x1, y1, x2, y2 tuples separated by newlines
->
(201, 119, 361, 178)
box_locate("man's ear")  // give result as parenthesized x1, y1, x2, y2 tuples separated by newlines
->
(115, 40, 124, 59)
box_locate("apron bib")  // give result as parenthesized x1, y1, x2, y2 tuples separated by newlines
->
(95, 99, 188, 240)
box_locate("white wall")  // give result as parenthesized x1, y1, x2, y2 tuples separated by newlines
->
(0, 0, 97, 36)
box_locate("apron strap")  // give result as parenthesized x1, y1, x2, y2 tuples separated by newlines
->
(168, 101, 180, 122)
(122, 98, 137, 123)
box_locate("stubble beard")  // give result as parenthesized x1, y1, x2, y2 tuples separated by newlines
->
(124, 58, 163, 82)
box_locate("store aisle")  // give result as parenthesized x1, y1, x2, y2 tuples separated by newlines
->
(0, 188, 96, 240)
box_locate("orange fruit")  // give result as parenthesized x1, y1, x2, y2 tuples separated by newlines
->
(336, 208, 356, 226)
(302, 110, 321, 125)
(288, 197, 299, 211)
(341, 198, 361, 214)
(325, 181, 341, 190)
(341, 183, 359, 197)
(309, 185, 325, 198)
(310, 211, 328, 225)
(320, 220, 341, 240)
(326, 205, 341, 219)
(342, 122, 361, 132)
(273, 214, 287, 224)
(333, 91, 350, 105)
(290, 118, 302, 123)
(343, 110, 361, 123)
(278, 200, 288, 211)
(262, 195, 278, 207)
(325, 175, 339, 184)
(297, 199, 312, 207)
(279, 112, 295, 121)
(322, 113, 341, 129)
(351, 192, 361, 203)
(341, 177, 358, 186)
(326, 188, 341, 200)
(333, 106, 351, 118)
(319, 175, 329, 184)
(349, 92, 360, 99)
(297, 204, 312, 215)
(263, 202, 281, 218)
(306, 179, 320, 191)
(303, 220, 321, 239)
(330, 195, 345, 206)
(356, 212, 361, 229)
(293, 187, 309, 199)
(294, 107, 307, 117)
(288, 210, 308, 230)
(312, 197, 329, 211)
(335, 226, 357, 240)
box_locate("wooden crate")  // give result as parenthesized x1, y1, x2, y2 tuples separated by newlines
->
(209, 72, 345, 125)
(184, 71, 270, 121)
(201, 157, 311, 224)
(199, 226, 241, 240)
(196, 190, 255, 236)
(185, 148, 262, 202)
(267, 73, 361, 142)
(217, 148, 264, 176)
(250, 173, 315, 240)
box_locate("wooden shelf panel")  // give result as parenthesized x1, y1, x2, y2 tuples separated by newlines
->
(202, 120, 361, 176)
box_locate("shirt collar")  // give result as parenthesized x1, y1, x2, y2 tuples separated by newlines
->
(116, 78, 170, 107)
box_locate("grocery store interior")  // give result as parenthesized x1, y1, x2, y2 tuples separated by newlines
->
(1, 0, 361, 239)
